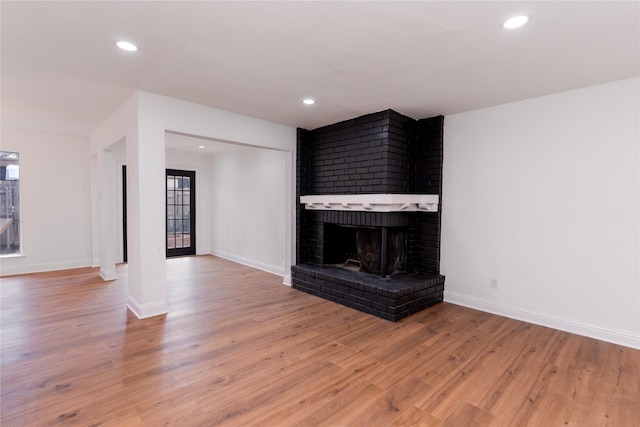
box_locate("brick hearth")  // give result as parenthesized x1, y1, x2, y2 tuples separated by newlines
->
(292, 264, 444, 322)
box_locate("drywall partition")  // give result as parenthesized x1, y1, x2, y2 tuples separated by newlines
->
(91, 91, 169, 318)
(90, 91, 137, 277)
(111, 141, 127, 264)
(96, 147, 118, 281)
(145, 92, 295, 152)
(136, 91, 297, 285)
(90, 90, 296, 319)
(128, 112, 167, 316)
(210, 145, 286, 277)
(442, 77, 640, 348)
(0, 127, 93, 276)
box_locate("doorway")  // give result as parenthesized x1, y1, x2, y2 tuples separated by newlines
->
(122, 167, 197, 259)
(166, 169, 196, 257)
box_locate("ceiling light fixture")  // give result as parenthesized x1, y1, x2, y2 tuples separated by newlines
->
(198, 145, 206, 149)
(503, 15, 529, 29)
(116, 41, 138, 51)
(302, 98, 315, 105)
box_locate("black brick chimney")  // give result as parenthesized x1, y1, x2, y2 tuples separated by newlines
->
(293, 109, 445, 321)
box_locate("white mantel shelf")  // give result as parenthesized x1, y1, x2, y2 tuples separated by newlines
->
(300, 194, 439, 213)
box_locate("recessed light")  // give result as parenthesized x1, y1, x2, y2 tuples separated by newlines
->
(116, 41, 138, 51)
(198, 145, 206, 149)
(302, 98, 315, 105)
(503, 15, 529, 29)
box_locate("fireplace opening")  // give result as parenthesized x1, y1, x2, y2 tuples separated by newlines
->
(324, 223, 406, 277)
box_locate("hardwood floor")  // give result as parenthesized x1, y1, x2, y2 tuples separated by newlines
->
(1, 255, 638, 426)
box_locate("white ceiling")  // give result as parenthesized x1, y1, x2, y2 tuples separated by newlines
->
(1, 1, 638, 138)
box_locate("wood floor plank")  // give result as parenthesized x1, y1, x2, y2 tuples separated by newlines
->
(350, 376, 433, 426)
(390, 405, 441, 426)
(236, 355, 381, 425)
(292, 381, 386, 426)
(442, 401, 494, 426)
(1, 255, 638, 426)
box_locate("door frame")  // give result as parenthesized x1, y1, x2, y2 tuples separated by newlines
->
(122, 165, 128, 262)
(166, 168, 196, 257)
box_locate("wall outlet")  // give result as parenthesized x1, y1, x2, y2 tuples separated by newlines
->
(491, 279, 499, 289)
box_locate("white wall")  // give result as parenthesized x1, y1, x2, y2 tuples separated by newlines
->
(0, 127, 93, 275)
(210, 145, 287, 276)
(442, 77, 640, 348)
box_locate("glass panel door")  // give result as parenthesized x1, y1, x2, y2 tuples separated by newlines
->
(0, 151, 20, 255)
(166, 169, 196, 257)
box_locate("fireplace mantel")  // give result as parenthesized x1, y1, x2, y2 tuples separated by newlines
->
(300, 194, 439, 213)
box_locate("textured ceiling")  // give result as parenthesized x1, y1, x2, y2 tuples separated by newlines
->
(1, 1, 638, 137)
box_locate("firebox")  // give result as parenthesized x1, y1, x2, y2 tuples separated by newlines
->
(324, 224, 406, 277)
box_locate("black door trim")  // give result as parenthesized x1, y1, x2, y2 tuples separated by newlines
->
(166, 169, 196, 258)
(122, 165, 128, 263)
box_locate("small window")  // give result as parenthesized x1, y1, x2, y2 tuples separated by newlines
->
(0, 151, 20, 255)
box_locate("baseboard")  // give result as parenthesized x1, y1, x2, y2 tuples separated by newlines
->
(127, 295, 169, 319)
(210, 249, 285, 278)
(444, 291, 640, 350)
(282, 274, 292, 286)
(0, 258, 93, 277)
(99, 268, 118, 281)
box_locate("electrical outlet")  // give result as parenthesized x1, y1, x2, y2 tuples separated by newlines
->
(491, 279, 499, 289)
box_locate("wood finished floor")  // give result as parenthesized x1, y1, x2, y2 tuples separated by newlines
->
(1, 255, 638, 426)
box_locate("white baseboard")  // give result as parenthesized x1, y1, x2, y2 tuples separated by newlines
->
(444, 291, 640, 350)
(99, 268, 118, 281)
(0, 258, 93, 277)
(210, 249, 285, 278)
(127, 295, 169, 319)
(282, 274, 292, 286)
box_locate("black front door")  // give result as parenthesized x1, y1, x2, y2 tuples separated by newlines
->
(166, 169, 196, 257)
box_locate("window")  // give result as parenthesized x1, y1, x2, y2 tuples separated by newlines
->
(0, 151, 20, 255)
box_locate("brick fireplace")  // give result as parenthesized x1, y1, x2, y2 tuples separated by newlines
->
(292, 109, 445, 321)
